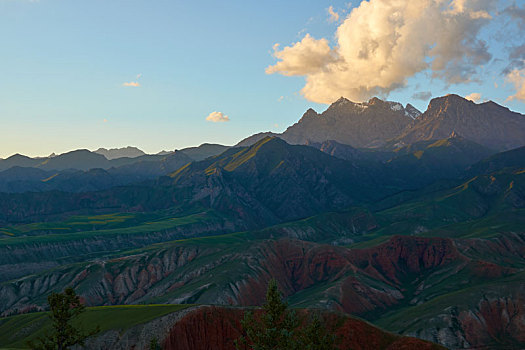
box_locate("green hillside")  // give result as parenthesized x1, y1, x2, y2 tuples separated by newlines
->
(0, 304, 191, 349)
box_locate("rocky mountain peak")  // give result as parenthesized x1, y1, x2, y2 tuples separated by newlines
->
(405, 104, 422, 119)
(303, 108, 319, 117)
(334, 96, 351, 105)
(5, 154, 30, 161)
(426, 94, 471, 113)
(280, 96, 413, 148)
(367, 96, 384, 105)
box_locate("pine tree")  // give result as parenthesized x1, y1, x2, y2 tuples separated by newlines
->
(236, 279, 339, 350)
(28, 288, 99, 350)
(236, 279, 300, 350)
(149, 337, 161, 350)
(298, 313, 338, 350)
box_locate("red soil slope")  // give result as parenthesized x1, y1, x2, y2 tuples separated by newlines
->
(163, 306, 443, 350)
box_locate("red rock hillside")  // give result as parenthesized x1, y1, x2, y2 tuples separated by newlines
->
(163, 306, 444, 350)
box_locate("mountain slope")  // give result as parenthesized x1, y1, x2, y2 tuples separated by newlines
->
(0, 154, 42, 171)
(1, 232, 521, 348)
(306, 140, 392, 162)
(384, 136, 494, 188)
(468, 146, 525, 175)
(169, 137, 392, 223)
(0, 305, 443, 350)
(235, 132, 280, 147)
(179, 143, 230, 161)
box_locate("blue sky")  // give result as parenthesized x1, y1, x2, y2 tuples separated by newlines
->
(1, 0, 524, 157)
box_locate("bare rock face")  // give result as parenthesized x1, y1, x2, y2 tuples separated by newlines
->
(410, 293, 525, 349)
(396, 94, 525, 151)
(281, 97, 417, 148)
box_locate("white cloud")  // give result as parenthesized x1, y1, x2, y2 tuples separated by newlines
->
(206, 111, 230, 123)
(122, 73, 142, 87)
(122, 81, 140, 87)
(265, 34, 336, 76)
(465, 92, 482, 102)
(266, 0, 497, 104)
(328, 6, 340, 23)
(506, 68, 525, 101)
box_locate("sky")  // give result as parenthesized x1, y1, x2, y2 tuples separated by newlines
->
(1, 0, 525, 158)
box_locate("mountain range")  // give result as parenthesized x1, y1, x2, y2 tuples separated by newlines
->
(238, 94, 525, 152)
(1, 93, 525, 349)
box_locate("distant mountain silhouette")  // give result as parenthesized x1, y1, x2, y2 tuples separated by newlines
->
(0, 151, 193, 193)
(179, 143, 230, 161)
(94, 146, 146, 160)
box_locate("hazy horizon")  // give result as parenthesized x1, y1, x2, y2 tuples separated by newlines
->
(1, 93, 523, 159)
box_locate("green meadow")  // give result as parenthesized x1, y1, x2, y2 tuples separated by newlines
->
(0, 304, 191, 349)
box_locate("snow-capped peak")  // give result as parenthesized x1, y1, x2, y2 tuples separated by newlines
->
(388, 102, 403, 112)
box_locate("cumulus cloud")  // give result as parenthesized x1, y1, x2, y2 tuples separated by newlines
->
(465, 92, 482, 102)
(506, 68, 525, 101)
(266, 0, 497, 104)
(412, 91, 433, 101)
(206, 111, 230, 123)
(265, 34, 336, 76)
(327, 6, 340, 22)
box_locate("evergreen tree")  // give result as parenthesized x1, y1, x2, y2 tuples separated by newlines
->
(298, 313, 338, 350)
(236, 279, 300, 350)
(236, 279, 338, 350)
(149, 337, 161, 350)
(28, 288, 99, 350)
